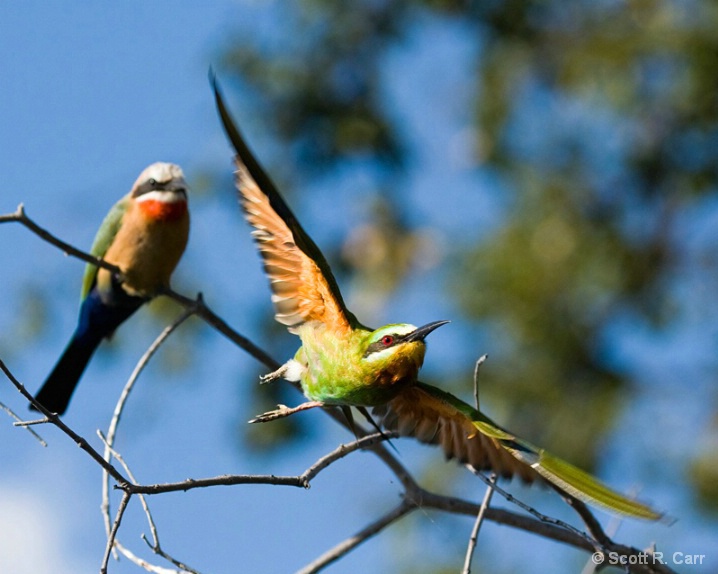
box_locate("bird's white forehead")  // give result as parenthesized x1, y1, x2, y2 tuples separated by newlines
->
(136, 162, 185, 185)
(370, 323, 417, 341)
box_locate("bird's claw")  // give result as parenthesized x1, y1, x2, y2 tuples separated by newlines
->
(248, 404, 291, 424)
(248, 400, 324, 423)
(259, 366, 286, 384)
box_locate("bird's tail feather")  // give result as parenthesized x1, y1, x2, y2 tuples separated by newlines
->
(32, 330, 103, 415)
(500, 437, 665, 521)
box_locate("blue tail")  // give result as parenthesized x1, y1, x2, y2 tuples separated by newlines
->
(33, 329, 104, 414)
(33, 286, 144, 414)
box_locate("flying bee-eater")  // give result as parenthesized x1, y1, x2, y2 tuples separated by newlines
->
(33, 162, 190, 415)
(212, 79, 663, 521)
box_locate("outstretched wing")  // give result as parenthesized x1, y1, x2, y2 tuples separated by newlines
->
(212, 76, 358, 334)
(80, 195, 129, 301)
(374, 382, 663, 520)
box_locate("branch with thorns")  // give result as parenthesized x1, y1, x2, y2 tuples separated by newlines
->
(0, 206, 675, 574)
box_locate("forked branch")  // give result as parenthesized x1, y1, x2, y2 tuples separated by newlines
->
(0, 208, 675, 574)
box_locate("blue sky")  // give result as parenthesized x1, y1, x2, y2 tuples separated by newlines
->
(1, 3, 716, 574)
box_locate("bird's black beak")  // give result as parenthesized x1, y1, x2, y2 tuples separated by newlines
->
(403, 320, 450, 343)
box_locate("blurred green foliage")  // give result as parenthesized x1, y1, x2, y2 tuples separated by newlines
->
(221, 0, 718, 508)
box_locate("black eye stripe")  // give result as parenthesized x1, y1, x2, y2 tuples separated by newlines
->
(133, 179, 183, 197)
(363, 333, 405, 358)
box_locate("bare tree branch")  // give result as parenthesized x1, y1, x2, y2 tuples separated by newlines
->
(102, 310, 194, 538)
(140, 534, 203, 574)
(467, 466, 601, 549)
(472, 354, 488, 412)
(159, 289, 279, 370)
(0, 210, 676, 574)
(110, 539, 190, 574)
(0, 204, 122, 275)
(101, 309, 199, 572)
(300, 431, 399, 485)
(99, 432, 203, 574)
(461, 355, 495, 573)
(0, 203, 276, 370)
(296, 500, 416, 574)
(101, 491, 132, 574)
(1, 400, 47, 446)
(462, 473, 497, 574)
(0, 359, 128, 484)
(121, 432, 394, 496)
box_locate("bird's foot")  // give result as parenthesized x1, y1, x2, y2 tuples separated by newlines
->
(259, 365, 287, 384)
(248, 401, 324, 424)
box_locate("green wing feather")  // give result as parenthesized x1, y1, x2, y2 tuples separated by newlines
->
(80, 196, 128, 300)
(376, 382, 663, 520)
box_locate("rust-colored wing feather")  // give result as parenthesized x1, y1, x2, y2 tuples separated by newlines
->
(374, 383, 538, 482)
(212, 75, 357, 334)
(374, 382, 663, 520)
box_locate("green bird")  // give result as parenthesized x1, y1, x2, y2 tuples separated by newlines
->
(213, 79, 662, 521)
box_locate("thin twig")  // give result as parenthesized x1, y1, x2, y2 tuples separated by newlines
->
(300, 431, 398, 485)
(295, 500, 416, 574)
(13, 417, 50, 427)
(105, 309, 194, 451)
(1, 204, 275, 371)
(121, 473, 307, 495)
(467, 468, 674, 574)
(418, 488, 595, 550)
(1, 400, 47, 446)
(0, 359, 128, 484)
(99, 310, 215, 572)
(140, 534, 204, 574)
(101, 491, 132, 574)
(122, 432, 394, 496)
(461, 357, 495, 574)
(160, 288, 278, 369)
(556, 489, 611, 547)
(472, 354, 488, 412)
(100, 434, 160, 547)
(102, 311, 194, 539)
(99, 433, 203, 574)
(462, 473, 497, 574)
(467, 466, 600, 550)
(107, 540, 189, 574)
(0, 204, 122, 275)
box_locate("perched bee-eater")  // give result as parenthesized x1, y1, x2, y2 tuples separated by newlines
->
(213, 80, 662, 521)
(33, 163, 190, 414)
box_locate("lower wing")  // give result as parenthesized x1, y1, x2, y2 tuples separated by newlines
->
(373, 382, 663, 521)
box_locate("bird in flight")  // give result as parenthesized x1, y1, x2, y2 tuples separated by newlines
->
(212, 77, 662, 521)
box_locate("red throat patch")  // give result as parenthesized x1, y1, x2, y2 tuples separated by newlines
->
(138, 199, 187, 222)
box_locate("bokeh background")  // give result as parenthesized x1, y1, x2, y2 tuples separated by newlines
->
(1, 2, 717, 572)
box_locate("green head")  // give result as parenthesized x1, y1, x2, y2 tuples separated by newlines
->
(360, 320, 449, 386)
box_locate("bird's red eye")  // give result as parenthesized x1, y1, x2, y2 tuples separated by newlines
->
(381, 335, 394, 346)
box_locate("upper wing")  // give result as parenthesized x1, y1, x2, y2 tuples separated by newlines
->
(212, 75, 358, 334)
(80, 195, 129, 301)
(374, 382, 663, 520)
